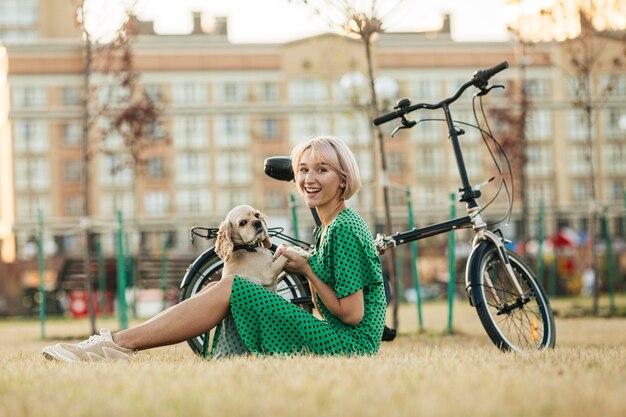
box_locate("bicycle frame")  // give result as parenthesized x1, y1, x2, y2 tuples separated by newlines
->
(372, 64, 527, 301)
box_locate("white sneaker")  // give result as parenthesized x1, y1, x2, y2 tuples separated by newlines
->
(42, 329, 135, 363)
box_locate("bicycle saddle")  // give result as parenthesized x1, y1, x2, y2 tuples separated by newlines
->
(264, 156, 294, 182)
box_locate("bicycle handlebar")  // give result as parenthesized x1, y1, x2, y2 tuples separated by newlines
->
(373, 61, 509, 126)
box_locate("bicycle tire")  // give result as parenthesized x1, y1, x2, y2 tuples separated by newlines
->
(467, 242, 556, 352)
(179, 245, 313, 355)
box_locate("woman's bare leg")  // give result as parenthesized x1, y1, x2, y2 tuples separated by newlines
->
(112, 275, 234, 351)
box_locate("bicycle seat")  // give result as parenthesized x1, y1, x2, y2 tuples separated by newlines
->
(264, 156, 294, 182)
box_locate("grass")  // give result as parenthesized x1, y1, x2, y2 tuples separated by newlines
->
(1, 297, 625, 417)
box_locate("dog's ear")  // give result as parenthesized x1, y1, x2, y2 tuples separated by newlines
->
(215, 220, 234, 262)
(258, 212, 272, 249)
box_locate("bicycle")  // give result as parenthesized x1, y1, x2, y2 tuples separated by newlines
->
(179, 61, 556, 355)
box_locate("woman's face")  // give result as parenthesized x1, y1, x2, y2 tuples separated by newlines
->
(297, 148, 344, 210)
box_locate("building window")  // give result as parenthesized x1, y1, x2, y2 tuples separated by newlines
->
(217, 188, 252, 214)
(527, 110, 552, 141)
(100, 155, 132, 186)
(452, 111, 481, 142)
(146, 157, 165, 178)
(173, 117, 208, 149)
(264, 189, 286, 210)
(172, 82, 206, 105)
(64, 196, 83, 217)
(524, 78, 550, 97)
(289, 114, 331, 145)
(527, 181, 553, 206)
(567, 110, 587, 141)
(144, 84, 163, 104)
(97, 84, 128, 107)
(387, 152, 404, 175)
(416, 146, 444, 178)
(256, 82, 279, 102)
(602, 108, 626, 140)
(61, 86, 81, 106)
(526, 145, 552, 177)
(0, 0, 37, 25)
(15, 195, 50, 221)
(258, 117, 279, 140)
(572, 180, 588, 202)
(288, 79, 328, 103)
(175, 189, 211, 214)
(413, 119, 444, 143)
(603, 74, 626, 97)
(13, 120, 48, 153)
(409, 79, 441, 100)
(215, 81, 248, 103)
(334, 113, 370, 146)
(354, 149, 373, 182)
(415, 183, 439, 208)
(216, 152, 251, 185)
(175, 153, 207, 185)
(145, 121, 167, 141)
(101, 192, 134, 217)
(144, 191, 169, 215)
(62, 122, 81, 146)
(604, 143, 626, 174)
(569, 145, 588, 175)
(608, 180, 624, 201)
(388, 187, 406, 207)
(14, 158, 49, 190)
(63, 160, 82, 183)
(214, 115, 250, 148)
(11, 85, 47, 108)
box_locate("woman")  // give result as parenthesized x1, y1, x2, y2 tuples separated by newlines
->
(43, 136, 387, 361)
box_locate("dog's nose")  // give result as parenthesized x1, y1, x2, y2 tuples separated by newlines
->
(253, 220, 262, 229)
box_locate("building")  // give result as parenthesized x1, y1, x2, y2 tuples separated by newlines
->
(1, 2, 624, 278)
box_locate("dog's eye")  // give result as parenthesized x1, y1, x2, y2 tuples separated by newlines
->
(239, 220, 247, 227)
(254, 213, 260, 219)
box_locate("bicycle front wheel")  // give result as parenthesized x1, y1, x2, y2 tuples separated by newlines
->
(179, 246, 312, 355)
(468, 243, 556, 352)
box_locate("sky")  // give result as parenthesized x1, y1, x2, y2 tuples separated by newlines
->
(86, 0, 535, 43)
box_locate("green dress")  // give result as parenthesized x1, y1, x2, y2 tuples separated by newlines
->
(211, 207, 387, 357)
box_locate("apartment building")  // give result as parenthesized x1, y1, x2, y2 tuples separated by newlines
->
(1, 1, 625, 267)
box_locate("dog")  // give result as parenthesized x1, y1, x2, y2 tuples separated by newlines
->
(215, 204, 310, 292)
(211, 204, 310, 358)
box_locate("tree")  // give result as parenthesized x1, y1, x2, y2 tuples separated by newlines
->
(521, 0, 625, 314)
(73, 0, 167, 332)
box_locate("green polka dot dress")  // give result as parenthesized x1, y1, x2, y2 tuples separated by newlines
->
(211, 207, 387, 358)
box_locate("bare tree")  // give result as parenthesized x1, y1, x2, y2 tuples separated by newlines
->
(526, 0, 625, 314)
(73, 0, 167, 331)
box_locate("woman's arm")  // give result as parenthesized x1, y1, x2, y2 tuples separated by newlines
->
(280, 249, 364, 326)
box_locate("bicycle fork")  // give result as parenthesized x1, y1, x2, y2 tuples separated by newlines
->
(465, 210, 527, 310)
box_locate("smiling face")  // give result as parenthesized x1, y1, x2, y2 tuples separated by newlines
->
(297, 148, 345, 211)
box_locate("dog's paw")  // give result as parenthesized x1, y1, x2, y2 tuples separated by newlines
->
(284, 245, 312, 260)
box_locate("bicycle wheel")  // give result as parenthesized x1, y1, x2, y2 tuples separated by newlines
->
(179, 246, 312, 355)
(468, 242, 556, 352)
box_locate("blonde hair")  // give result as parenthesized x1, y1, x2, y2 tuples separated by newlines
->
(290, 136, 362, 200)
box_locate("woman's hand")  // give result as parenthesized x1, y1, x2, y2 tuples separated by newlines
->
(278, 245, 312, 276)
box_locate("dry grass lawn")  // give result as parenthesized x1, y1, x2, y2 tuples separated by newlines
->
(1, 297, 624, 417)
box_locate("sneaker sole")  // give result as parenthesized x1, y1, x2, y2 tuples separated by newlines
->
(42, 346, 75, 363)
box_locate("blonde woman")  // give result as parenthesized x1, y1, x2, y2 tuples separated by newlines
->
(43, 136, 386, 361)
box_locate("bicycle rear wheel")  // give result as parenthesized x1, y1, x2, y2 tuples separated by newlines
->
(179, 246, 312, 355)
(468, 243, 556, 352)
